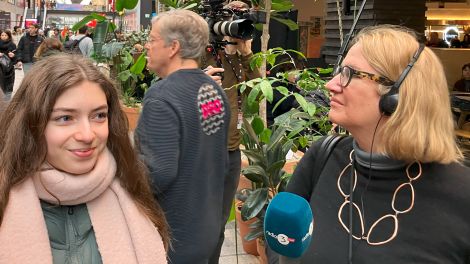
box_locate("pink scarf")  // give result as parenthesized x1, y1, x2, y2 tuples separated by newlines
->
(0, 148, 167, 264)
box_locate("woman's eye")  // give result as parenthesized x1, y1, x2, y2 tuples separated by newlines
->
(94, 112, 108, 121)
(54, 115, 72, 122)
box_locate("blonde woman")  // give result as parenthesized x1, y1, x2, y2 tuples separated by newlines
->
(287, 25, 470, 263)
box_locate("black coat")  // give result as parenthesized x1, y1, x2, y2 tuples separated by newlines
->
(16, 33, 43, 63)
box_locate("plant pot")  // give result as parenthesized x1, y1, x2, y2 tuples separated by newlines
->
(121, 105, 140, 131)
(257, 238, 268, 264)
(235, 201, 259, 256)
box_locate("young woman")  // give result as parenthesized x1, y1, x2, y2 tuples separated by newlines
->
(0, 29, 16, 94)
(0, 54, 170, 264)
(287, 25, 470, 263)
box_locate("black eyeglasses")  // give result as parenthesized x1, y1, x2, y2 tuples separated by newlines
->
(334, 66, 395, 88)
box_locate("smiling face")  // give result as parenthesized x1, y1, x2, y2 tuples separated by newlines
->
(326, 43, 383, 134)
(44, 81, 109, 174)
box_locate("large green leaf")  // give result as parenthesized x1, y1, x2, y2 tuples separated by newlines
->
(130, 53, 147, 75)
(241, 188, 269, 221)
(241, 149, 264, 164)
(247, 87, 260, 106)
(260, 79, 273, 103)
(72, 13, 107, 31)
(251, 116, 265, 135)
(259, 128, 272, 145)
(241, 165, 267, 184)
(115, 0, 138, 11)
(267, 160, 286, 176)
(294, 93, 309, 113)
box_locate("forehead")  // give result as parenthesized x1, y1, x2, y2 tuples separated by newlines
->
(343, 43, 377, 73)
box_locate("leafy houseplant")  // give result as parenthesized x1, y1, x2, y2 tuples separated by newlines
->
(236, 48, 332, 242)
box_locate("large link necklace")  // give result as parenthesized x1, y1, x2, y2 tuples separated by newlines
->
(337, 150, 422, 245)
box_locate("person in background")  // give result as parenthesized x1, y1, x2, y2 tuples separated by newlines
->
(461, 33, 470, 48)
(453, 63, 470, 92)
(61, 25, 70, 41)
(287, 24, 470, 263)
(16, 23, 44, 74)
(200, 2, 261, 262)
(426, 31, 449, 48)
(11, 26, 22, 45)
(50, 28, 61, 41)
(135, 9, 230, 264)
(0, 54, 170, 264)
(33, 37, 64, 61)
(73, 25, 94, 57)
(0, 30, 16, 96)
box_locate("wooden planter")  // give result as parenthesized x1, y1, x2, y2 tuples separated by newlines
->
(121, 105, 140, 131)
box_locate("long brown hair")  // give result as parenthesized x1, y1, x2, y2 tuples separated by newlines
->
(0, 54, 170, 249)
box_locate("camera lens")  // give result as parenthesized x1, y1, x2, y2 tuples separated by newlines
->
(212, 19, 254, 40)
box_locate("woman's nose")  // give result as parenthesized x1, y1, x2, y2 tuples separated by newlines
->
(326, 74, 342, 94)
(74, 121, 95, 143)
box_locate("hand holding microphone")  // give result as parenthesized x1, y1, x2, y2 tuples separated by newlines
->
(264, 192, 313, 263)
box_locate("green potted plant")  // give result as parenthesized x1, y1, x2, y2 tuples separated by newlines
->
(235, 48, 332, 251)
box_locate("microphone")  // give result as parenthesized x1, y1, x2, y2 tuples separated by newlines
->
(264, 192, 313, 263)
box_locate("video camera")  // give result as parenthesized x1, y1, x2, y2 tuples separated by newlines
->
(199, 0, 265, 42)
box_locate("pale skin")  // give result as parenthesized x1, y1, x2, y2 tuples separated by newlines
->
(326, 43, 387, 152)
(45, 81, 109, 175)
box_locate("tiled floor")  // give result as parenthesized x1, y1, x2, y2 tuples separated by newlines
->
(219, 221, 260, 264)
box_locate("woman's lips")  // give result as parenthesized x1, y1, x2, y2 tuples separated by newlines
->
(330, 97, 343, 106)
(70, 148, 95, 158)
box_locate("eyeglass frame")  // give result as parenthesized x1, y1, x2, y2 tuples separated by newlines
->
(335, 65, 396, 88)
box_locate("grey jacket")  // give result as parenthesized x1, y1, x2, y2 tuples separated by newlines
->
(40, 201, 102, 264)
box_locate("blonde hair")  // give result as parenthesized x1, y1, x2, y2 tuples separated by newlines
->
(151, 9, 209, 60)
(352, 24, 462, 163)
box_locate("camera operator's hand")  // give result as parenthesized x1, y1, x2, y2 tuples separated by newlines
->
(204, 65, 224, 86)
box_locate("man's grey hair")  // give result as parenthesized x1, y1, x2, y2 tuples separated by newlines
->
(151, 10, 209, 60)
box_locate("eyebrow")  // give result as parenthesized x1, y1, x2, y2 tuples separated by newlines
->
(51, 104, 108, 113)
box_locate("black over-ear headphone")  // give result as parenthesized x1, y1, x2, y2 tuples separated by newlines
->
(378, 43, 426, 116)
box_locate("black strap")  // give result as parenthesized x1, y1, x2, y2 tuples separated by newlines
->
(311, 134, 345, 188)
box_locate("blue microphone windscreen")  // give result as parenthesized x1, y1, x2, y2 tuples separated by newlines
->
(264, 192, 313, 258)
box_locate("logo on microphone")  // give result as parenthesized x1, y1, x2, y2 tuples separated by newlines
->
(266, 231, 296, 245)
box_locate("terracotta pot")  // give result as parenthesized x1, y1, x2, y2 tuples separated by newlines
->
(235, 201, 259, 256)
(121, 105, 140, 131)
(257, 238, 268, 264)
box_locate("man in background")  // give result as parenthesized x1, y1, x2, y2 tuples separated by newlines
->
(74, 25, 94, 57)
(201, 2, 261, 262)
(16, 23, 44, 74)
(135, 9, 230, 264)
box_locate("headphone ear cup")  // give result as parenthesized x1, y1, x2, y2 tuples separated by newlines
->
(379, 93, 399, 116)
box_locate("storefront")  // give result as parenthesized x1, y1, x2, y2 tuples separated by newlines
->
(426, 1, 470, 88)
